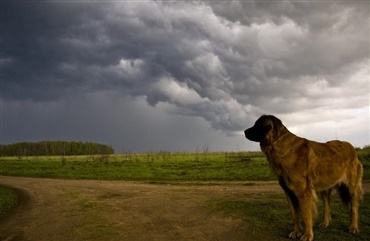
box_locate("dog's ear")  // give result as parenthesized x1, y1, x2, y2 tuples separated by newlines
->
(271, 116, 283, 127)
(265, 123, 272, 132)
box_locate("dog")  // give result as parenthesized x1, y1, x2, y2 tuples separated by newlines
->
(244, 115, 363, 241)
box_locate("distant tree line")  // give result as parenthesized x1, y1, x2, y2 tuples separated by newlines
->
(0, 141, 115, 156)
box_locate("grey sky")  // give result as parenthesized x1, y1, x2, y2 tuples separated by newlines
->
(1, 1, 369, 152)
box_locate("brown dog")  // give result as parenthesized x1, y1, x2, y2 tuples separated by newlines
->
(244, 115, 363, 241)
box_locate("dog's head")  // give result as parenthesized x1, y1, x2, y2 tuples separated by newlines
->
(244, 115, 283, 143)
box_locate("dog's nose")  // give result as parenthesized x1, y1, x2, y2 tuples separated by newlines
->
(244, 129, 249, 138)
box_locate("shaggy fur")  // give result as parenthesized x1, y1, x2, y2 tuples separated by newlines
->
(244, 115, 363, 241)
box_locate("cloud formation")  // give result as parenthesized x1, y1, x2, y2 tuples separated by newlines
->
(1, 1, 369, 151)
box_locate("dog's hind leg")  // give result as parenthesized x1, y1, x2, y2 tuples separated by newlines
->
(338, 161, 363, 234)
(347, 162, 363, 234)
(319, 189, 332, 228)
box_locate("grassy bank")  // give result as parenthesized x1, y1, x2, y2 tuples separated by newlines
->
(0, 185, 18, 220)
(0, 149, 369, 181)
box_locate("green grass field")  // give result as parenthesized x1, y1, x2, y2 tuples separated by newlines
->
(0, 152, 277, 181)
(0, 149, 369, 181)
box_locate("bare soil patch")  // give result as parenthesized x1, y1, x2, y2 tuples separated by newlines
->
(1, 176, 369, 241)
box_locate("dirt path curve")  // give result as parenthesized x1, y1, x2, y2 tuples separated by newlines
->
(1, 176, 369, 241)
(0, 176, 284, 241)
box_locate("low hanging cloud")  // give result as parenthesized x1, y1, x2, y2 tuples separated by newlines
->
(2, 1, 369, 146)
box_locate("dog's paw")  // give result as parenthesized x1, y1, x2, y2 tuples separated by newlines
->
(288, 230, 302, 239)
(299, 234, 314, 241)
(349, 226, 359, 235)
(319, 221, 329, 229)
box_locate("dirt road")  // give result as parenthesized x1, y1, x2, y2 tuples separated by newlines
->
(1, 176, 369, 241)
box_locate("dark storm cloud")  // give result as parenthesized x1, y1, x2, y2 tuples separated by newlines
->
(1, 1, 369, 144)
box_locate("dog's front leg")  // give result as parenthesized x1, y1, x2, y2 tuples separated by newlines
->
(279, 179, 302, 239)
(284, 192, 302, 239)
(297, 191, 317, 241)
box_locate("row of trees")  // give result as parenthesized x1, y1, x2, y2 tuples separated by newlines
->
(0, 141, 114, 156)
